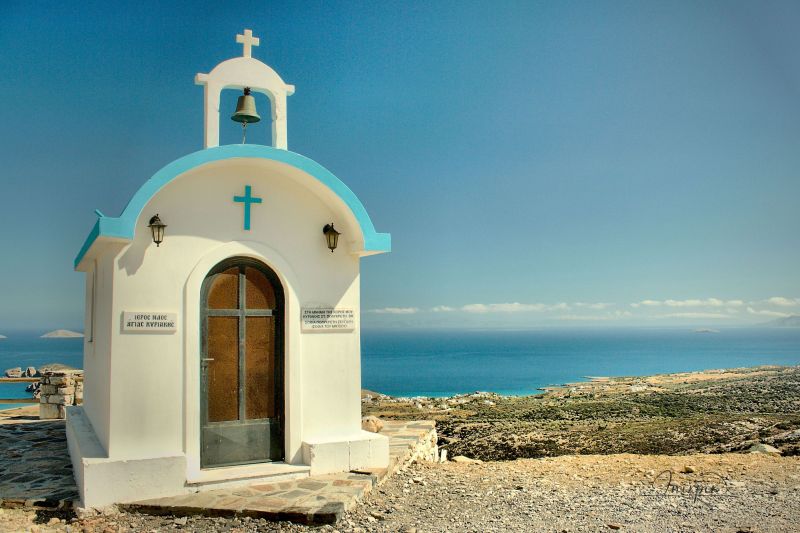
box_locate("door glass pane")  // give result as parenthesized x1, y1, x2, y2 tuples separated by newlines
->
(208, 267, 239, 309)
(245, 267, 275, 309)
(207, 316, 239, 422)
(245, 316, 275, 419)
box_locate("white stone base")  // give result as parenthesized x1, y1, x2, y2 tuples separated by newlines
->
(67, 408, 383, 508)
(301, 431, 390, 475)
(67, 407, 312, 509)
(66, 407, 187, 509)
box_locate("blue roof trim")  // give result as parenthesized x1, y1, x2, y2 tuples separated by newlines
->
(74, 145, 391, 268)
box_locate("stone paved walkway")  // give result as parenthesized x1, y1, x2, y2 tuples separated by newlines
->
(0, 412, 78, 509)
(0, 410, 436, 525)
(124, 420, 437, 525)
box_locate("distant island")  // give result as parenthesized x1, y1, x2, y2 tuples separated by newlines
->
(40, 329, 84, 338)
(764, 315, 800, 328)
(39, 362, 80, 372)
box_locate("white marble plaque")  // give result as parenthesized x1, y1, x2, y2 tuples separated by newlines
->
(122, 312, 177, 333)
(301, 307, 355, 331)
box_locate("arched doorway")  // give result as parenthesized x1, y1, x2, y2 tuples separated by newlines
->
(200, 257, 284, 468)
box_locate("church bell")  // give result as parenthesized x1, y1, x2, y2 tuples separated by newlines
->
(231, 87, 261, 124)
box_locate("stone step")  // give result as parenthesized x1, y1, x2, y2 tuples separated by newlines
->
(121, 498, 347, 526)
(121, 420, 437, 525)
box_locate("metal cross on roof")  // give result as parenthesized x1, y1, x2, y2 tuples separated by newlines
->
(236, 29, 260, 58)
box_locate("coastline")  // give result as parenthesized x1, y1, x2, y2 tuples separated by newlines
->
(366, 363, 800, 400)
(0, 381, 37, 411)
(364, 364, 800, 461)
(0, 402, 36, 412)
(0, 403, 36, 412)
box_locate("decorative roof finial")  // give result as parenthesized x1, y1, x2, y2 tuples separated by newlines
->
(236, 29, 260, 58)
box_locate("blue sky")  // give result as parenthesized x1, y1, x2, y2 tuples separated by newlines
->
(1, 0, 799, 331)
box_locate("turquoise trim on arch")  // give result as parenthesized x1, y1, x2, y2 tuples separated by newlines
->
(74, 144, 391, 268)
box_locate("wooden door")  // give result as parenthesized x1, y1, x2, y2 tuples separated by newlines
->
(200, 258, 284, 468)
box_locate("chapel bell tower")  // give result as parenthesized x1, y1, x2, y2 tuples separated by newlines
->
(195, 29, 295, 149)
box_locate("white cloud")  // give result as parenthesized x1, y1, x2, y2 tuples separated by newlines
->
(432, 302, 619, 314)
(766, 297, 799, 307)
(556, 314, 613, 321)
(660, 312, 736, 319)
(461, 304, 490, 313)
(371, 307, 419, 315)
(374, 297, 796, 320)
(664, 299, 705, 307)
(633, 298, 743, 308)
(631, 299, 662, 308)
(557, 309, 631, 321)
(747, 307, 791, 318)
(461, 302, 550, 313)
(575, 302, 614, 310)
(664, 298, 729, 307)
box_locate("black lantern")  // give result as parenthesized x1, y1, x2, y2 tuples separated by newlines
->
(322, 223, 341, 253)
(148, 214, 167, 247)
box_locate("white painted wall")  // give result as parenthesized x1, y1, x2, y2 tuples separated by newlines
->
(82, 253, 117, 453)
(79, 158, 369, 475)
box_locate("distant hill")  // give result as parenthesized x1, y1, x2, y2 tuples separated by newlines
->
(763, 315, 800, 328)
(41, 329, 84, 338)
(39, 362, 81, 372)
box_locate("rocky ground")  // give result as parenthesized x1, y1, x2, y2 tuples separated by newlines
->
(363, 366, 800, 461)
(2, 365, 798, 532)
(2, 453, 798, 532)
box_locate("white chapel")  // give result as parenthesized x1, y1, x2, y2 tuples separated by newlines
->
(66, 29, 391, 508)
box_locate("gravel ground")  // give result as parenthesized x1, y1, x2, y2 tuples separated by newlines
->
(345, 454, 800, 533)
(2, 452, 798, 532)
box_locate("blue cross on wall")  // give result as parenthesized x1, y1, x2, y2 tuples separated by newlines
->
(233, 185, 262, 231)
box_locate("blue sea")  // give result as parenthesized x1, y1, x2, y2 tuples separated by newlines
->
(360, 327, 800, 397)
(1, 327, 799, 408)
(0, 335, 84, 410)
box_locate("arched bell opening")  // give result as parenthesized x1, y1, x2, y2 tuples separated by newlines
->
(219, 87, 274, 146)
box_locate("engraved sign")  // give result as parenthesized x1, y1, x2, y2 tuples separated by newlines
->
(122, 312, 177, 333)
(301, 308, 355, 331)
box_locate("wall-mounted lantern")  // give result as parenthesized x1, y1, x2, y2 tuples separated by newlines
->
(148, 214, 167, 247)
(322, 223, 340, 253)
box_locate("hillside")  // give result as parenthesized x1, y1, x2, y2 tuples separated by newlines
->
(364, 366, 800, 460)
(764, 315, 800, 328)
